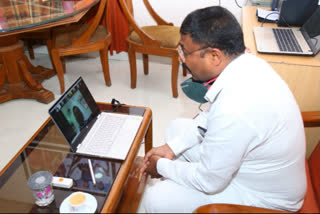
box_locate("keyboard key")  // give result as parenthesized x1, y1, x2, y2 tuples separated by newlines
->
(273, 28, 302, 53)
(82, 114, 125, 153)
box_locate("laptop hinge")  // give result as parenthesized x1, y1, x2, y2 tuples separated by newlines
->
(301, 29, 317, 54)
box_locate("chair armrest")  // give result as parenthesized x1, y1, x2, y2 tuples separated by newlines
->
(193, 203, 288, 213)
(301, 111, 320, 128)
(143, 0, 173, 26)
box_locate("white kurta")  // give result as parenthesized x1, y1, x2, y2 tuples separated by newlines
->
(143, 53, 306, 213)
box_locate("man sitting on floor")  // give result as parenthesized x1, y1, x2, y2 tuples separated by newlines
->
(140, 6, 306, 213)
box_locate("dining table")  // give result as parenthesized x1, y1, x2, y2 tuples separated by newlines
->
(0, 0, 100, 104)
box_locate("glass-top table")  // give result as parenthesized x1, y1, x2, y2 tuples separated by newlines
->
(0, 0, 99, 33)
(0, 102, 153, 213)
(0, 0, 99, 104)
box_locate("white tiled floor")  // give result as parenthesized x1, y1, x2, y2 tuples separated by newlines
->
(0, 49, 200, 212)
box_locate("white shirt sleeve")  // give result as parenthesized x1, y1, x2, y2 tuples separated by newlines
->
(158, 114, 258, 194)
(165, 118, 203, 156)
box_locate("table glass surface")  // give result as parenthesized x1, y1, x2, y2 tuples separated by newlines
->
(0, 104, 146, 213)
(0, 0, 99, 33)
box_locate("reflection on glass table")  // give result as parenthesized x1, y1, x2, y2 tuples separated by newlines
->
(54, 153, 121, 195)
(0, 0, 99, 33)
(0, 119, 121, 213)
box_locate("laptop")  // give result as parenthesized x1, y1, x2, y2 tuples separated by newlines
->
(253, 7, 320, 56)
(276, 0, 318, 27)
(48, 77, 143, 160)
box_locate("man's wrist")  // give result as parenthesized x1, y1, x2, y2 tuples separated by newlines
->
(166, 139, 183, 156)
(156, 158, 170, 178)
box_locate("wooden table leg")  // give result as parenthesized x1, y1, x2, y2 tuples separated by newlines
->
(144, 119, 153, 153)
(112, 111, 153, 213)
(0, 36, 55, 104)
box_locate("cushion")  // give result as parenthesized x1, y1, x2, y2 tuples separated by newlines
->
(55, 24, 108, 47)
(129, 25, 180, 48)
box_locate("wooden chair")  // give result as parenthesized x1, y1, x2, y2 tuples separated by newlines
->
(22, 38, 42, 60)
(20, 30, 53, 63)
(193, 111, 320, 213)
(118, 0, 186, 98)
(48, 0, 111, 94)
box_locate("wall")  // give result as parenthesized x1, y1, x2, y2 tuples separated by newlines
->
(132, 0, 250, 27)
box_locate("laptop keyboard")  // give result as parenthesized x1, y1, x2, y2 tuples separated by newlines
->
(83, 114, 126, 154)
(273, 28, 303, 53)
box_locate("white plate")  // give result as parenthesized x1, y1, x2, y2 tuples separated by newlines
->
(59, 192, 97, 213)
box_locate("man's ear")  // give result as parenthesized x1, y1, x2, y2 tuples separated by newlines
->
(210, 48, 223, 66)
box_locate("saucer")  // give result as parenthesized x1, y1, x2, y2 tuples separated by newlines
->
(59, 192, 97, 213)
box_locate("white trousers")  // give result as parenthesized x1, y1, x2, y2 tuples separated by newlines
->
(142, 145, 246, 213)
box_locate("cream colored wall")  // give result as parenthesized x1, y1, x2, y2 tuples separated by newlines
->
(132, 0, 250, 27)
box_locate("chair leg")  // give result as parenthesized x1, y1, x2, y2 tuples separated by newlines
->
(183, 65, 187, 76)
(61, 57, 66, 73)
(51, 49, 65, 94)
(99, 47, 111, 86)
(143, 54, 149, 75)
(171, 56, 179, 98)
(128, 45, 137, 89)
(45, 39, 54, 70)
(27, 41, 35, 59)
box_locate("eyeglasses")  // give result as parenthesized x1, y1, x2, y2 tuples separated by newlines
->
(178, 45, 211, 62)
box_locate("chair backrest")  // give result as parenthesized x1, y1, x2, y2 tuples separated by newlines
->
(118, 0, 170, 47)
(298, 142, 320, 213)
(309, 142, 320, 206)
(298, 112, 320, 213)
(71, 0, 108, 46)
(142, 0, 173, 26)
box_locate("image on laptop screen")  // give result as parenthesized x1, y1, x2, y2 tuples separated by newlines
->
(60, 90, 93, 141)
(49, 77, 100, 150)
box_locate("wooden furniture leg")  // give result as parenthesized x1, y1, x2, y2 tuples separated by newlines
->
(0, 36, 54, 104)
(99, 46, 112, 86)
(183, 66, 187, 76)
(26, 40, 35, 59)
(116, 118, 153, 213)
(171, 56, 179, 98)
(143, 54, 149, 75)
(128, 45, 137, 89)
(144, 119, 153, 153)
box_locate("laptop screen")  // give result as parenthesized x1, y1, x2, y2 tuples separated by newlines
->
(277, 0, 318, 26)
(301, 7, 320, 54)
(49, 77, 100, 151)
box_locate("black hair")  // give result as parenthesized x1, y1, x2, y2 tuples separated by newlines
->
(180, 6, 245, 57)
(73, 106, 85, 127)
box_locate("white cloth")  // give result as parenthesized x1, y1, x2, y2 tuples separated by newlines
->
(144, 53, 306, 213)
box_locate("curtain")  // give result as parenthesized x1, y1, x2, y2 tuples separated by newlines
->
(107, 0, 129, 54)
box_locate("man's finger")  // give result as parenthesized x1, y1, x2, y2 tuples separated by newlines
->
(141, 160, 150, 172)
(144, 149, 155, 161)
(140, 165, 146, 174)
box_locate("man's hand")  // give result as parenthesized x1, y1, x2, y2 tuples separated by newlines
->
(140, 144, 175, 176)
(144, 154, 162, 179)
(144, 144, 175, 162)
